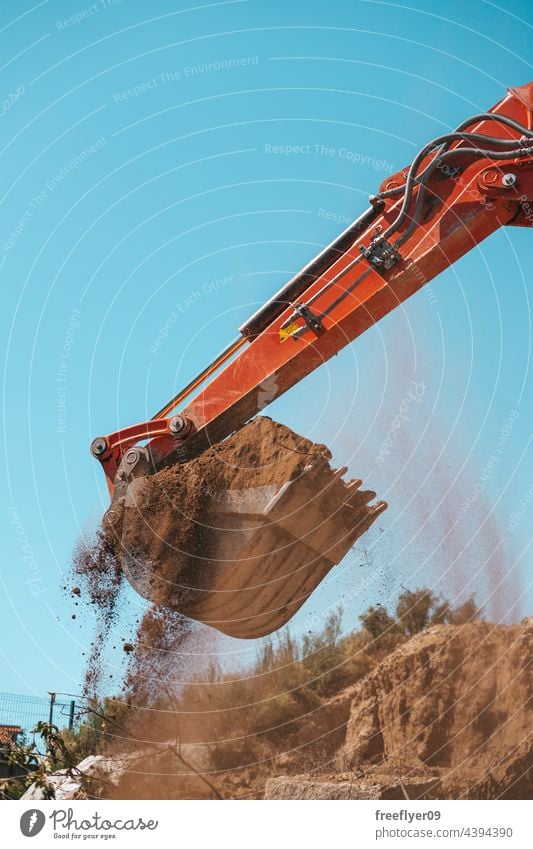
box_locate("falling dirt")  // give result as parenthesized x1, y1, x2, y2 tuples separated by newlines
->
(72, 524, 206, 704)
(72, 527, 124, 697)
(123, 607, 196, 705)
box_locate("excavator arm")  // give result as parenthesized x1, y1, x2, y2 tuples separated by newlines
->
(92, 82, 533, 497)
(88, 82, 533, 639)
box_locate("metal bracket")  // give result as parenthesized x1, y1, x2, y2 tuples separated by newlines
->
(293, 303, 324, 333)
(359, 237, 401, 271)
(113, 446, 152, 498)
(279, 302, 325, 340)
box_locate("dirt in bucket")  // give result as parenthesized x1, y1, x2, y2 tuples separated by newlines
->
(105, 417, 333, 601)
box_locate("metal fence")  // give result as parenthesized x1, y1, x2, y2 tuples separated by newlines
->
(0, 691, 79, 751)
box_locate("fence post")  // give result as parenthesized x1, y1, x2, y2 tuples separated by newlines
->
(68, 700, 75, 730)
(47, 692, 56, 726)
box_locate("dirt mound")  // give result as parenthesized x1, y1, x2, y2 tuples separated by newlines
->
(105, 416, 384, 638)
(342, 618, 532, 798)
(79, 619, 531, 800)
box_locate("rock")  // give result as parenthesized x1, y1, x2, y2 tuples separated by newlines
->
(343, 620, 532, 777)
(440, 737, 533, 800)
(487, 739, 533, 800)
(21, 753, 138, 800)
(22, 773, 83, 801)
(265, 777, 381, 800)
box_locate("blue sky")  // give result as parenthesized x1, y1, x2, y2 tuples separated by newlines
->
(1, 0, 532, 698)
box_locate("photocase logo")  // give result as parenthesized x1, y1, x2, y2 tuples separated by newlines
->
(20, 809, 46, 837)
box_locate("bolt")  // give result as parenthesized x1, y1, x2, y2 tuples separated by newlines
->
(90, 437, 108, 457)
(483, 170, 498, 184)
(501, 173, 517, 187)
(125, 448, 139, 464)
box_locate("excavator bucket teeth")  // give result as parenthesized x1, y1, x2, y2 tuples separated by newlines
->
(106, 418, 386, 639)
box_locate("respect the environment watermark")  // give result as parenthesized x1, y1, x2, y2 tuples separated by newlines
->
(3, 138, 107, 254)
(113, 57, 260, 103)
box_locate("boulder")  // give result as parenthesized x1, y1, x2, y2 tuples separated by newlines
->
(343, 619, 532, 779)
(265, 775, 440, 800)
